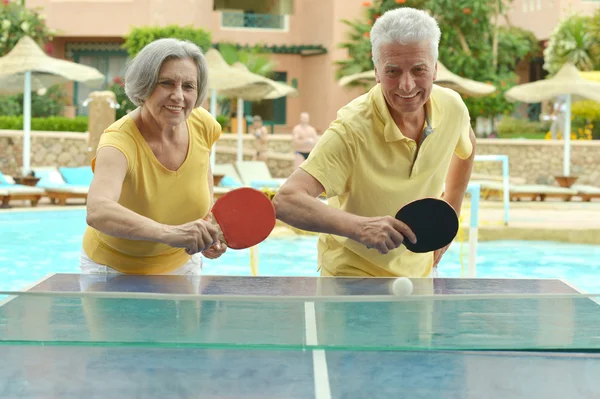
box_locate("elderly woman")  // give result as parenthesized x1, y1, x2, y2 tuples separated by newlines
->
(81, 38, 226, 275)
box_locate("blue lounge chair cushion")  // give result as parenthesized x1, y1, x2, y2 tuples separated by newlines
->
(219, 175, 243, 188)
(0, 170, 8, 185)
(250, 179, 280, 189)
(34, 169, 66, 188)
(59, 166, 94, 186)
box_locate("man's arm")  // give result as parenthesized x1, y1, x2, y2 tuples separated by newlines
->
(443, 127, 476, 215)
(273, 169, 357, 237)
(273, 169, 416, 254)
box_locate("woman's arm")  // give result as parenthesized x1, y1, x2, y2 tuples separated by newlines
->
(86, 147, 167, 242)
(86, 147, 219, 254)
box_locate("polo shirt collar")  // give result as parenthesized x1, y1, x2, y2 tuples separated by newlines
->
(372, 84, 442, 142)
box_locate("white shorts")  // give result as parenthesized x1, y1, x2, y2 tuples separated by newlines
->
(78, 249, 203, 293)
(79, 249, 203, 275)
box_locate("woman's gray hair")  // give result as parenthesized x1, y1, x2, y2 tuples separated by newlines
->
(124, 38, 209, 108)
(370, 8, 441, 67)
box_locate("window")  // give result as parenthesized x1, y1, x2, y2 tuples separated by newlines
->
(66, 43, 129, 116)
(244, 71, 288, 128)
(221, 10, 288, 31)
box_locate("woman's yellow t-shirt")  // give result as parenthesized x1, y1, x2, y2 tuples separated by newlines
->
(82, 107, 221, 274)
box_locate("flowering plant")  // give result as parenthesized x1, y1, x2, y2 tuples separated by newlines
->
(0, 1, 54, 56)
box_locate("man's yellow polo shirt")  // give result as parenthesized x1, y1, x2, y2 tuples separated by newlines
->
(82, 107, 221, 274)
(300, 84, 473, 277)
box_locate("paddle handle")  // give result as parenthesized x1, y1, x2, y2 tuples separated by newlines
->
(209, 216, 227, 247)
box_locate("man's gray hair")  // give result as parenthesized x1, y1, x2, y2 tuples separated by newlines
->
(124, 38, 209, 108)
(370, 7, 441, 66)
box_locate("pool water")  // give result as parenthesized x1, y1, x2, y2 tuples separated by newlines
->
(1, 209, 600, 293)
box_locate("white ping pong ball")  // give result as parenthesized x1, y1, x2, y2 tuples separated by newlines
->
(392, 277, 413, 296)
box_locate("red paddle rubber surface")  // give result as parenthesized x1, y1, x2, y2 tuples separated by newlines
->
(212, 187, 276, 249)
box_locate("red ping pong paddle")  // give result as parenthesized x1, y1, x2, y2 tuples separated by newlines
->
(211, 187, 276, 250)
(395, 198, 459, 253)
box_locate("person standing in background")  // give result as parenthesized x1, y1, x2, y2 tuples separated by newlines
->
(291, 112, 319, 169)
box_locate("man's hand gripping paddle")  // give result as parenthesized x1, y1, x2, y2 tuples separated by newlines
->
(395, 198, 459, 253)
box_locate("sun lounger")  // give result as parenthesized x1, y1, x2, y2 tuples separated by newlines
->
(470, 173, 526, 185)
(32, 166, 91, 205)
(44, 186, 89, 205)
(211, 163, 243, 200)
(234, 161, 286, 189)
(0, 188, 8, 207)
(572, 184, 600, 202)
(213, 186, 231, 200)
(0, 171, 44, 208)
(474, 180, 577, 201)
(510, 184, 577, 201)
(214, 163, 243, 187)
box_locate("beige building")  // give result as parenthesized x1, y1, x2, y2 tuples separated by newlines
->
(26, 0, 599, 132)
(507, 0, 599, 40)
(27, 0, 365, 133)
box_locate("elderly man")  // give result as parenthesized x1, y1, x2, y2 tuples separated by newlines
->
(273, 8, 476, 278)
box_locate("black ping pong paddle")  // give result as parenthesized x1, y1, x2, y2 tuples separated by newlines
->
(395, 198, 459, 253)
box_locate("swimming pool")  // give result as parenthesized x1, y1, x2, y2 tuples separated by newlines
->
(1, 209, 600, 293)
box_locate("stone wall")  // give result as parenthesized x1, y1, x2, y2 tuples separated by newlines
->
(474, 139, 600, 186)
(216, 134, 292, 154)
(0, 130, 89, 176)
(2, 130, 599, 187)
(213, 136, 294, 178)
(215, 134, 600, 185)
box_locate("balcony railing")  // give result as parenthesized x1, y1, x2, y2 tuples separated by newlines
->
(221, 11, 287, 30)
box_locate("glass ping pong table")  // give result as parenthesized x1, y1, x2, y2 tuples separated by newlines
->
(1, 273, 600, 398)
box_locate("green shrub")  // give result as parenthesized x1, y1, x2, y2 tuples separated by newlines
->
(0, 116, 88, 132)
(0, 96, 21, 116)
(123, 25, 212, 58)
(593, 124, 600, 140)
(572, 100, 600, 121)
(543, 15, 598, 75)
(571, 101, 599, 140)
(107, 77, 135, 119)
(216, 115, 230, 132)
(0, 85, 67, 117)
(497, 116, 550, 138)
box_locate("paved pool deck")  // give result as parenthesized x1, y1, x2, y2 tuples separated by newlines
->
(460, 200, 600, 244)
